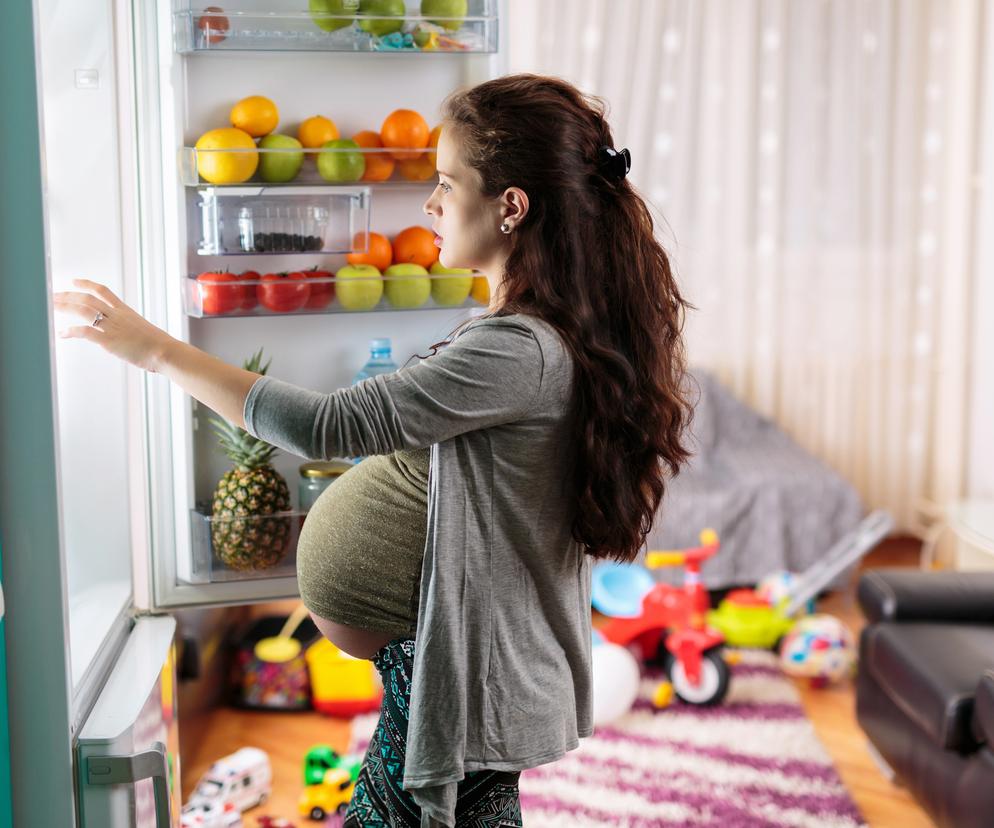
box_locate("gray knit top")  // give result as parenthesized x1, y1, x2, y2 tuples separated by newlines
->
(243, 313, 592, 827)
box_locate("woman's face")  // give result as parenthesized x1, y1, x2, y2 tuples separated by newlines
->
(422, 127, 505, 272)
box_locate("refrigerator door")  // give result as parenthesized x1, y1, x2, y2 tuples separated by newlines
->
(76, 616, 181, 828)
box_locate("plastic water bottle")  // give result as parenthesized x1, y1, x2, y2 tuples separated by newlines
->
(352, 338, 398, 385)
(351, 338, 399, 463)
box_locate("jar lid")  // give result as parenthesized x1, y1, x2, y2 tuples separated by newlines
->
(299, 460, 354, 479)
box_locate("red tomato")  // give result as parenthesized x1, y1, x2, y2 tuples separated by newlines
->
(258, 271, 311, 313)
(196, 271, 241, 316)
(196, 6, 229, 45)
(303, 267, 335, 310)
(237, 270, 260, 310)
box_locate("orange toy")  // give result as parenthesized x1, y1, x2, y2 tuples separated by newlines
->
(392, 226, 438, 269)
(346, 231, 393, 272)
(352, 130, 396, 182)
(380, 109, 430, 161)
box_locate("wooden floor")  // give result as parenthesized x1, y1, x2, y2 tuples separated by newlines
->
(181, 537, 935, 827)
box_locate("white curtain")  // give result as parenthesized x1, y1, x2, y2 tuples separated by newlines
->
(507, 0, 987, 533)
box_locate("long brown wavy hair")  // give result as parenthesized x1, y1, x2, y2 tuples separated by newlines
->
(415, 73, 694, 563)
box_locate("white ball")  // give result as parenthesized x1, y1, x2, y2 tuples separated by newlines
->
(591, 642, 641, 726)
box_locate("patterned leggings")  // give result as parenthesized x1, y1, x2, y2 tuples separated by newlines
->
(343, 639, 523, 828)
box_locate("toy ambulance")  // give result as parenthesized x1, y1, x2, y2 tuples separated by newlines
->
(186, 747, 272, 814)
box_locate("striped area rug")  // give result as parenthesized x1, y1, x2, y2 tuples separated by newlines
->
(348, 649, 866, 828)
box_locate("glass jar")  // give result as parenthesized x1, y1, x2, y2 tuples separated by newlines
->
(298, 460, 353, 512)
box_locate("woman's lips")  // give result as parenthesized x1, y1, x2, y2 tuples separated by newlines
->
(433, 234, 443, 247)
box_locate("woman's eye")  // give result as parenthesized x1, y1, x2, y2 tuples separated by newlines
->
(437, 180, 451, 193)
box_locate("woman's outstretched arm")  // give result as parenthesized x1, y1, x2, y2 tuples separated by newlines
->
(53, 278, 258, 428)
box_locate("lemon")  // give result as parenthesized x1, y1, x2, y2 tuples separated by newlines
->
(195, 128, 259, 184)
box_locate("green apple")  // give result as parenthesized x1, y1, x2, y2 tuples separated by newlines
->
(258, 133, 304, 183)
(335, 264, 383, 310)
(384, 263, 431, 308)
(421, 0, 467, 32)
(309, 0, 359, 32)
(317, 138, 366, 182)
(429, 261, 473, 306)
(358, 0, 405, 37)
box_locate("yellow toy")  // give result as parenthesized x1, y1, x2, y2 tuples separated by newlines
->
(305, 638, 382, 716)
(298, 767, 355, 821)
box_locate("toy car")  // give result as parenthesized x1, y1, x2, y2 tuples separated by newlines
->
(180, 800, 242, 828)
(185, 747, 272, 814)
(299, 767, 355, 821)
(303, 745, 362, 786)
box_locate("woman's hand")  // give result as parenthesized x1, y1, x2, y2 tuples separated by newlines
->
(53, 278, 175, 373)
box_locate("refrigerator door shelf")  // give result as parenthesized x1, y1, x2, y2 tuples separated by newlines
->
(180, 147, 439, 189)
(183, 508, 304, 585)
(76, 616, 181, 827)
(190, 186, 370, 257)
(173, 2, 499, 55)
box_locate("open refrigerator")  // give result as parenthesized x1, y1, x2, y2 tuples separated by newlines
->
(12, 0, 508, 825)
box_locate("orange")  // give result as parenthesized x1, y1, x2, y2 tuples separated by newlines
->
(352, 131, 396, 182)
(392, 226, 438, 269)
(195, 127, 259, 184)
(397, 123, 442, 181)
(230, 95, 279, 138)
(470, 275, 490, 306)
(346, 231, 393, 272)
(298, 115, 340, 149)
(380, 109, 430, 161)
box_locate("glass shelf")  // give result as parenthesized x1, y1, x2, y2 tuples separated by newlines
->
(185, 270, 483, 317)
(187, 507, 304, 584)
(173, 1, 498, 54)
(181, 145, 438, 188)
(190, 185, 370, 256)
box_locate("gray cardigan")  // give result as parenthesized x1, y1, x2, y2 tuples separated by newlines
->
(243, 313, 593, 826)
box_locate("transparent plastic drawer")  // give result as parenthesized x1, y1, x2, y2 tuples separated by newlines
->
(190, 186, 370, 256)
(187, 507, 305, 584)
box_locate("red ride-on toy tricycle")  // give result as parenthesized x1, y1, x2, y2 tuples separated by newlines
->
(600, 529, 730, 706)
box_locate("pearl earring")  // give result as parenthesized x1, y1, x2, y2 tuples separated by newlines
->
(500, 222, 512, 234)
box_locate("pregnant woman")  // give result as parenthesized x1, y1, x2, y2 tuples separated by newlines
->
(54, 73, 694, 827)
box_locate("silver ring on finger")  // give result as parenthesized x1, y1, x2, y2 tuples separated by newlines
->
(92, 311, 106, 328)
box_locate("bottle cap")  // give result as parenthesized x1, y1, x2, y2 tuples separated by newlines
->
(370, 338, 391, 352)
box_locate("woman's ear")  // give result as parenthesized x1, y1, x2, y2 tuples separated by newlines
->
(501, 187, 530, 226)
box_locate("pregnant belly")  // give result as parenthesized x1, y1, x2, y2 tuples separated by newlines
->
(296, 450, 429, 636)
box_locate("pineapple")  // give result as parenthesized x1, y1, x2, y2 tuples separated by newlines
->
(208, 348, 292, 571)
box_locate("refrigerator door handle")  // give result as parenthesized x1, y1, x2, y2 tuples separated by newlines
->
(86, 740, 172, 826)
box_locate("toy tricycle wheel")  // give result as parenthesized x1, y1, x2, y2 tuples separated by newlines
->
(310, 806, 326, 820)
(668, 649, 730, 706)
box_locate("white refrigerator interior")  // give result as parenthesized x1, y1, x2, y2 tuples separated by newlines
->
(129, 0, 506, 611)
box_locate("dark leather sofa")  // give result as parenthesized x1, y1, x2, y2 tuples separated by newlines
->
(856, 568, 994, 828)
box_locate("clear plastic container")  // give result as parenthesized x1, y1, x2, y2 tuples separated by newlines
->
(298, 460, 353, 512)
(238, 202, 329, 253)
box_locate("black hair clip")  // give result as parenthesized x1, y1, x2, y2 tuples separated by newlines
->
(598, 146, 631, 182)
